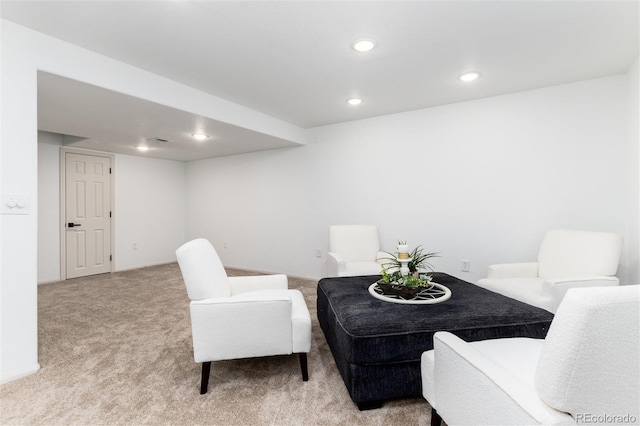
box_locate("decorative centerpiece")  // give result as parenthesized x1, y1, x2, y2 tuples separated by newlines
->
(377, 241, 439, 299)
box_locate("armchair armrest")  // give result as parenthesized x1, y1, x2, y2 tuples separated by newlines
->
(229, 274, 288, 295)
(190, 289, 293, 362)
(543, 276, 619, 312)
(487, 262, 539, 279)
(433, 332, 572, 425)
(327, 252, 345, 277)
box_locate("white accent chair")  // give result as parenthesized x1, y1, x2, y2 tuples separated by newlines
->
(176, 238, 312, 394)
(477, 229, 622, 312)
(327, 225, 386, 277)
(421, 285, 640, 426)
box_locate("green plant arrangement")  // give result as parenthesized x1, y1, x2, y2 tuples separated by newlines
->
(376, 243, 440, 298)
(380, 267, 433, 287)
(380, 243, 439, 277)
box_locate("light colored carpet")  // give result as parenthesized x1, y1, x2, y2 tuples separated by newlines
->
(1, 263, 432, 425)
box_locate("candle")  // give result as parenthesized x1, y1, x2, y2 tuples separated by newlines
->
(398, 243, 409, 259)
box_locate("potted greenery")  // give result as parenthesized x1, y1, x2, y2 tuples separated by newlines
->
(377, 243, 439, 298)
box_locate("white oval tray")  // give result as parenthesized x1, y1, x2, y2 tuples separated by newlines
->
(368, 282, 452, 305)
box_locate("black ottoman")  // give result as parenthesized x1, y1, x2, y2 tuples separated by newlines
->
(317, 273, 554, 410)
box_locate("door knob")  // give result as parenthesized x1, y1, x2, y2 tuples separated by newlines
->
(68, 223, 82, 228)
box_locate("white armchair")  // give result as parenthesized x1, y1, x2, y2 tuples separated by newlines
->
(477, 229, 622, 312)
(421, 285, 640, 426)
(175, 238, 312, 394)
(327, 225, 386, 277)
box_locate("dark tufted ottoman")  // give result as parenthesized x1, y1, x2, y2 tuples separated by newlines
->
(317, 273, 554, 410)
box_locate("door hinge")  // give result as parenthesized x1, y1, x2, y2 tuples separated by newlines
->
(110, 211, 112, 218)
(109, 167, 112, 174)
(110, 255, 112, 261)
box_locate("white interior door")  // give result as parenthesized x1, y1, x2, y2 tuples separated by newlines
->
(65, 152, 112, 279)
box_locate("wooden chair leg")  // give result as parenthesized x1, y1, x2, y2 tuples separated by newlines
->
(200, 361, 211, 394)
(431, 408, 442, 426)
(298, 353, 309, 381)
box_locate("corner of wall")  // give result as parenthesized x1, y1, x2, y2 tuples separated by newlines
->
(627, 57, 639, 284)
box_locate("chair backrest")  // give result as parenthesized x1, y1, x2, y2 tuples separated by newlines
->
(329, 225, 380, 262)
(535, 285, 640, 419)
(537, 229, 622, 279)
(175, 238, 230, 300)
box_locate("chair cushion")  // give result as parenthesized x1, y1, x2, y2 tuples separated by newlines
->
(538, 230, 622, 278)
(476, 277, 553, 312)
(535, 285, 640, 419)
(469, 338, 545, 387)
(329, 225, 380, 262)
(176, 239, 230, 300)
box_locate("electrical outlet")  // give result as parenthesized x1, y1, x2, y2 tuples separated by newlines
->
(132, 242, 138, 250)
(461, 260, 470, 272)
(315, 248, 322, 258)
(223, 241, 228, 249)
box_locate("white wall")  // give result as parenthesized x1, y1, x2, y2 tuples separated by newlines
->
(37, 133, 187, 283)
(37, 132, 63, 283)
(1, 19, 41, 383)
(187, 76, 633, 284)
(114, 155, 186, 271)
(1, 19, 305, 383)
(2, 17, 637, 385)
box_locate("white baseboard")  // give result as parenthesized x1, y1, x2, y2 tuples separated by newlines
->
(114, 261, 176, 273)
(1, 363, 41, 385)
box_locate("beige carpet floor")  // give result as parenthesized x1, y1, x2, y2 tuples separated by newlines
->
(0, 263, 432, 425)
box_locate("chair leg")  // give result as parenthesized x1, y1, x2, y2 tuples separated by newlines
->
(200, 361, 211, 394)
(431, 408, 442, 426)
(298, 353, 309, 381)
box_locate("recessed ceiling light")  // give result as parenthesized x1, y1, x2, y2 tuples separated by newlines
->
(459, 71, 481, 82)
(347, 98, 363, 106)
(352, 38, 376, 52)
(191, 133, 210, 141)
(137, 146, 150, 152)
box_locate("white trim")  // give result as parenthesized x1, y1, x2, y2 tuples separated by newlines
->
(114, 261, 176, 273)
(0, 363, 41, 385)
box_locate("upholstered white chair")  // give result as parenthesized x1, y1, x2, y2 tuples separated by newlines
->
(477, 229, 622, 312)
(421, 285, 640, 426)
(327, 225, 386, 277)
(176, 238, 312, 394)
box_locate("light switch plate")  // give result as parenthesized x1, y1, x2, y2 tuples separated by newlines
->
(1, 193, 31, 215)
